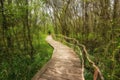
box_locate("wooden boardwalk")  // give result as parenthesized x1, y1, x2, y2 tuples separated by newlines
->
(32, 35, 84, 80)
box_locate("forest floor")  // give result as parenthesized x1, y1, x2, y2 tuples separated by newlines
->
(32, 35, 84, 80)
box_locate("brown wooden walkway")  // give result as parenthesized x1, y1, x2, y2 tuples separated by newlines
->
(32, 35, 84, 80)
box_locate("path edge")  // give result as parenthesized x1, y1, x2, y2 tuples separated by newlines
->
(32, 37, 55, 80)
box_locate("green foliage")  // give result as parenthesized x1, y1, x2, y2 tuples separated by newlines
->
(84, 69, 93, 80)
(0, 0, 120, 80)
(0, 34, 53, 80)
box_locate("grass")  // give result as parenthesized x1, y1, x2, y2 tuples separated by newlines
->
(0, 34, 53, 80)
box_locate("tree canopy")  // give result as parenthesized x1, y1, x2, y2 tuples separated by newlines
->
(0, 0, 120, 80)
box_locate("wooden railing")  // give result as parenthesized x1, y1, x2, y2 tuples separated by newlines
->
(53, 34, 104, 80)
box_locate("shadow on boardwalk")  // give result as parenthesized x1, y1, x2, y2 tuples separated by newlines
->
(32, 35, 84, 80)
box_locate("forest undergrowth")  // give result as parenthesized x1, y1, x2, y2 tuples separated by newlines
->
(0, 34, 53, 80)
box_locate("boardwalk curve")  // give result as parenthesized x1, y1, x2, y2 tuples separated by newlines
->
(32, 35, 84, 80)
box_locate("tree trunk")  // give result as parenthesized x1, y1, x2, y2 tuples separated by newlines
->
(25, 0, 34, 59)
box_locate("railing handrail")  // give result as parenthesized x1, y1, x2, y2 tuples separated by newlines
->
(53, 34, 104, 80)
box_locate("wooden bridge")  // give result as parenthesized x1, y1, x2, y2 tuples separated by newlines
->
(32, 35, 85, 80)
